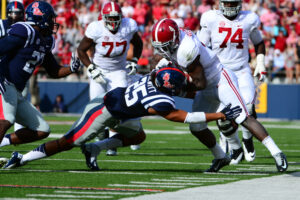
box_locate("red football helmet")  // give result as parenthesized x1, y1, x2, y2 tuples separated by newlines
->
(151, 18, 180, 56)
(101, 2, 122, 32)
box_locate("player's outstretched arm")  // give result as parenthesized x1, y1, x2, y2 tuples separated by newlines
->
(42, 53, 73, 78)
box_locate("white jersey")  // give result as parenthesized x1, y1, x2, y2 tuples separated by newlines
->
(198, 10, 260, 71)
(174, 29, 222, 86)
(85, 17, 138, 71)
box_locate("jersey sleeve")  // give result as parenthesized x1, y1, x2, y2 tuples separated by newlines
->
(127, 18, 138, 34)
(85, 21, 101, 41)
(198, 11, 212, 46)
(142, 94, 176, 112)
(249, 12, 261, 32)
(8, 22, 36, 47)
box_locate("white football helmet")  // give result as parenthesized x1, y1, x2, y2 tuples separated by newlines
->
(219, 0, 242, 18)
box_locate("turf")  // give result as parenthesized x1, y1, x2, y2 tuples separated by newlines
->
(0, 116, 299, 199)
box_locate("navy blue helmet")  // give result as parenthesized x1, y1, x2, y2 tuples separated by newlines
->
(25, 1, 58, 36)
(155, 66, 187, 96)
(7, 1, 25, 24)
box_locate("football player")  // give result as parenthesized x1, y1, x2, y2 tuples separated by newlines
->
(0, 1, 81, 156)
(77, 1, 143, 156)
(151, 18, 287, 172)
(197, 0, 266, 164)
(3, 67, 242, 170)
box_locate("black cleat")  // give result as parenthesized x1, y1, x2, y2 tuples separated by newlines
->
(273, 152, 288, 172)
(230, 147, 244, 165)
(205, 155, 231, 172)
(81, 144, 100, 171)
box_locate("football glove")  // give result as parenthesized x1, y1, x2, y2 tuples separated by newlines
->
(254, 54, 267, 82)
(126, 57, 138, 75)
(155, 58, 172, 70)
(221, 104, 242, 120)
(87, 64, 106, 84)
(70, 52, 83, 73)
(0, 75, 6, 94)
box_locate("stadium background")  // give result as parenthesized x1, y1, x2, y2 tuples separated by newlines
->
(1, 0, 300, 119)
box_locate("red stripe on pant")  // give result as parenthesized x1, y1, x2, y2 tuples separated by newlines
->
(66, 107, 105, 144)
(222, 70, 249, 116)
(0, 95, 5, 120)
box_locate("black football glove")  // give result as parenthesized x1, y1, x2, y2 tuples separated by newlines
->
(221, 103, 242, 120)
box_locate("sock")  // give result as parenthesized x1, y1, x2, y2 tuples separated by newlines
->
(21, 143, 47, 165)
(210, 144, 226, 159)
(262, 136, 281, 156)
(241, 126, 253, 139)
(0, 134, 11, 147)
(225, 131, 241, 151)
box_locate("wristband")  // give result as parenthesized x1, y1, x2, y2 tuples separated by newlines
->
(184, 112, 206, 123)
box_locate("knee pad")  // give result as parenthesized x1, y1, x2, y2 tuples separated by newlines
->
(216, 119, 238, 136)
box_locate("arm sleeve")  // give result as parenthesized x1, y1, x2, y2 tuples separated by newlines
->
(42, 53, 61, 76)
(250, 28, 263, 45)
(197, 12, 211, 46)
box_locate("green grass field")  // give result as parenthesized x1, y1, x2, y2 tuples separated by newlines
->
(0, 116, 299, 199)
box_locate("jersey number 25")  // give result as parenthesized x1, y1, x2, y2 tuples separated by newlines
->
(219, 27, 243, 49)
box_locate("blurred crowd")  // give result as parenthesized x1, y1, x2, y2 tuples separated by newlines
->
(21, 0, 300, 83)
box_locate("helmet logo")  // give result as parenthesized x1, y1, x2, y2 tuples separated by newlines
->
(169, 25, 175, 41)
(32, 2, 43, 16)
(163, 72, 172, 88)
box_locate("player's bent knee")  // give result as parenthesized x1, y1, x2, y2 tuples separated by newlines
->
(216, 119, 238, 136)
(38, 131, 50, 139)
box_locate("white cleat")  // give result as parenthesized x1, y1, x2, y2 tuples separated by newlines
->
(0, 157, 9, 168)
(273, 152, 288, 172)
(106, 149, 117, 156)
(242, 138, 256, 162)
(229, 147, 244, 165)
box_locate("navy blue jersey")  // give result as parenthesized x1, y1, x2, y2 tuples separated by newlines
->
(0, 22, 54, 91)
(104, 75, 176, 120)
(0, 19, 11, 38)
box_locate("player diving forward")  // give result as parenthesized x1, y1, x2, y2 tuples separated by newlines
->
(3, 67, 242, 170)
(151, 18, 287, 172)
(0, 1, 81, 160)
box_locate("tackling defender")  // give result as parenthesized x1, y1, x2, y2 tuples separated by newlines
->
(151, 18, 287, 172)
(3, 67, 242, 171)
(197, 0, 267, 164)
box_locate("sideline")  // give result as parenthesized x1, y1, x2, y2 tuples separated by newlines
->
(121, 172, 300, 200)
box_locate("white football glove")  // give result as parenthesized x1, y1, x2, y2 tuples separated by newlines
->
(70, 52, 82, 73)
(254, 54, 267, 82)
(87, 64, 106, 84)
(155, 58, 172, 70)
(126, 59, 138, 75)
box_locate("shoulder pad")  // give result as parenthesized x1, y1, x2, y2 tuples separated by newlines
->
(125, 18, 138, 33)
(200, 10, 216, 28)
(0, 20, 11, 37)
(9, 22, 36, 47)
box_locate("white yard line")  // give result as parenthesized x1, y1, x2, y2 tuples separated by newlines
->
(54, 190, 138, 195)
(121, 172, 300, 200)
(27, 194, 112, 199)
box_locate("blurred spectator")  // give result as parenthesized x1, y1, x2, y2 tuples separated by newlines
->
(284, 43, 296, 83)
(295, 38, 300, 83)
(271, 49, 285, 82)
(177, 0, 192, 19)
(197, 0, 211, 15)
(122, 1, 134, 18)
(171, 12, 184, 28)
(260, 5, 279, 34)
(152, 2, 167, 21)
(274, 31, 287, 52)
(53, 94, 67, 113)
(133, 1, 147, 32)
(184, 12, 199, 31)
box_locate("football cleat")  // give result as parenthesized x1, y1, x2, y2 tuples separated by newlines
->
(81, 144, 100, 171)
(242, 137, 256, 162)
(273, 152, 288, 172)
(106, 148, 117, 156)
(0, 157, 8, 168)
(205, 155, 231, 172)
(229, 147, 244, 165)
(3, 152, 23, 169)
(130, 145, 141, 151)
